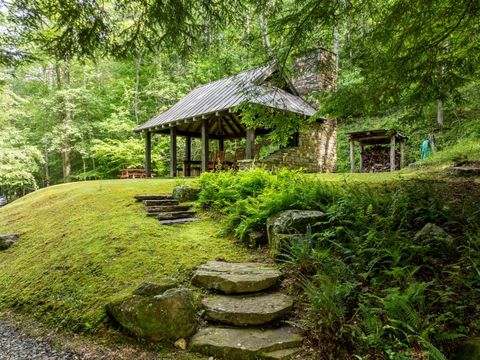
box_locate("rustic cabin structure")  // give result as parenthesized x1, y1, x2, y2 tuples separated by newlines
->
(347, 129, 407, 172)
(136, 49, 338, 177)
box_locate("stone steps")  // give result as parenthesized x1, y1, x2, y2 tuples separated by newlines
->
(144, 199, 179, 207)
(157, 210, 197, 220)
(189, 326, 302, 360)
(135, 194, 173, 201)
(135, 193, 199, 225)
(202, 292, 293, 326)
(190, 261, 302, 359)
(193, 261, 281, 294)
(159, 218, 200, 225)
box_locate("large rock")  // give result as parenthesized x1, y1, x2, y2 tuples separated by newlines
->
(172, 185, 200, 203)
(189, 326, 302, 360)
(413, 223, 454, 259)
(107, 288, 197, 341)
(193, 261, 281, 294)
(202, 292, 293, 326)
(132, 278, 178, 296)
(455, 338, 480, 360)
(267, 210, 325, 258)
(0, 234, 20, 250)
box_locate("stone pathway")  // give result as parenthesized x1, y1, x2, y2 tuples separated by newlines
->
(190, 261, 302, 360)
(0, 319, 79, 360)
(134, 194, 199, 225)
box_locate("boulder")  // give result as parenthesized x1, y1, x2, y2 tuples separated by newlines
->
(132, 278, 178, 296)
(107, 288, 197, 341)
(413, 223, 454, 259)
(455, 338, 480, 360)
(172, 185, 200, 203)
(266, 210, 325, 258)
(247, 230, 268, 247)
(0, 233, 20, 251)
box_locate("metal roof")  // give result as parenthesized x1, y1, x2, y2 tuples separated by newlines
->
(135, 65, 317, 132)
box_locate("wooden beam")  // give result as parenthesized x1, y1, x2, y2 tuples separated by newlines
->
(145, 131, 152, 177)
(219, 138, 224, 152)
(359, 143, 364, 173)
(170, 127, 177, 177)
(185, 135, 192, 177)
(400, 141, 405, 169)
(246, 129, 255, 160)
(201, 119, 209, 173)
(390, 135, 396, 172)
(350, 139, 355, 173)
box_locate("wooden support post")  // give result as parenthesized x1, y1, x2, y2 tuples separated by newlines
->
(170, 127, 177, 177)
(185, 135, 191, 177)
(219, 138, 224, 152)
(349, 139, 355, 173)
(246, 129, 255, 160)
(201, 119, 209, 173)
(390, 135, 396, 172)
(400, 141, 405, 169)
(145, 131, 151, 178)
(359, 143, 364, 173)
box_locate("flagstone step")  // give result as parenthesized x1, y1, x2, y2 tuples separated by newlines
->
(192, 261, 281, 294)
(202, 292, 293, 326)
(146, 205, 192, 214)
(135, 194, 173, 201)
(156, 210, 196, 220)
(189, 326, 302, 360)
(144, 199, 179, 207)
(262, 347, 302, 360)
(159, 218, 200, 225)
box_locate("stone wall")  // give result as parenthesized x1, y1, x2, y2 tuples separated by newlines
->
(252, 120, 337, 173)
(291, 48, 336, 97)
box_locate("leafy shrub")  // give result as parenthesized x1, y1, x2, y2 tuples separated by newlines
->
(198, 169, 480, 359)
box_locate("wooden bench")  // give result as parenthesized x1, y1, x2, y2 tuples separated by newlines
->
(120, 168, 147, 179)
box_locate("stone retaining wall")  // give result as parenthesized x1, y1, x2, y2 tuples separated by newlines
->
(240, 120, 337, 173)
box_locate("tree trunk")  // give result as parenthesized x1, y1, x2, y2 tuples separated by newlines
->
(333, 26, 340, 85)
(134, 55, 142, 124)
(44, 143, 50, 187)
(259, 15, 274, 59)
(437, 100, 444, 126)
(62, 149, 71, 182)
(82, 157, 87, 181)
(55, 63, 62, 89)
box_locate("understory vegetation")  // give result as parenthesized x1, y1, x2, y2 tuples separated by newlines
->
(198, 169, 480, 359)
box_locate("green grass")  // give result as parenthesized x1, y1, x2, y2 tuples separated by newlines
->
(0, 179, 251, 334)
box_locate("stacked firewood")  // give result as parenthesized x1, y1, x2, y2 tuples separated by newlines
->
(361, 145, 400, 172)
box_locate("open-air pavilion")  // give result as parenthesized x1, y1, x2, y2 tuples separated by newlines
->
(135, 64, 316, 177)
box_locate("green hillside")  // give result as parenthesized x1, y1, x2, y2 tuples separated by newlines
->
(0, 179, 251, 333)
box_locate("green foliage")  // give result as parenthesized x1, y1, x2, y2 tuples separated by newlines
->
(198, 169, 480, 358)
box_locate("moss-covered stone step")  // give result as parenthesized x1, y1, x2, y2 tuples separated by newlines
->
(146, 205, 191, 215)
(189, 326, 302, 360)
(134, 194, 173, 201)
(144, 199, 179, 207)
(156, 210, 196, 220)
(193, 261, 281, 294)
(159, 218, 200, 225)
(202, 293, 293, 326)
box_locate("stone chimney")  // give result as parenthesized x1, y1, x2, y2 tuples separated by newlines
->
(291, 47, 336, 97)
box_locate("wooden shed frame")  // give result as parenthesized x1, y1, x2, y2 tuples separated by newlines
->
(347, 129, 408, 172)
(135, 64, 318, 177)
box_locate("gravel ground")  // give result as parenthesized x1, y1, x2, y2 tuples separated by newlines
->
(0, 319, 80, 360)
